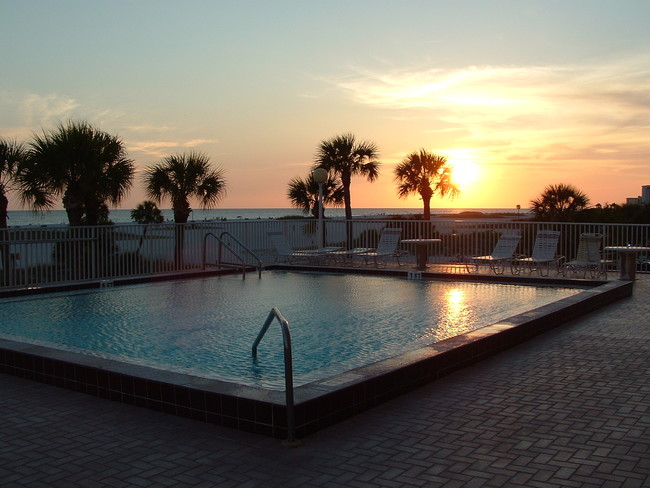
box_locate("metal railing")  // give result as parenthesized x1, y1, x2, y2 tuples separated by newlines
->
(202, 231, 263, 279)
(2, 218, 650, 290)
(252, 307, 298, 446)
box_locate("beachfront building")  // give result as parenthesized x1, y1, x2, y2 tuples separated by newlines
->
(642, 185, 650, 204)
(626, 184, 650, 205)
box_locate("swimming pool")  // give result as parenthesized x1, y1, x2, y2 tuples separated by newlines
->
(1, 271, 581, 388)
(0, 269, 632, 439)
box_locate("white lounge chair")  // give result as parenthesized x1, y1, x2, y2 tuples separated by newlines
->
(467, 234, 521, 275)
(353, 228, 403, 267)
(563, 233, 607, 278)
(267, 230, 323, 264)
(513, 230, 563, 276)
(323, 247, 371, 265)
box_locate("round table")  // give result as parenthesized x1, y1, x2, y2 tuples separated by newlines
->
(604, 246, 650, 281)
(401, 239, 441, 270)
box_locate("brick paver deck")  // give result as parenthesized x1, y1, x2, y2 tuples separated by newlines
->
(2, 277, 649, 487)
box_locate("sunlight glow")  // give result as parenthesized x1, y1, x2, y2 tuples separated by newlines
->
(451, 160, 480, 188)
(446, 149, 481, 189)
(435, 288, 476, 341)
(446, 288, 465, 309)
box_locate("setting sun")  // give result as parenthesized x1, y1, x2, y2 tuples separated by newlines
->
(445, 148, 481, 190)
(450, 159, 480, 188)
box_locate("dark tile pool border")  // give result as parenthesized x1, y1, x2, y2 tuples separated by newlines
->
(0, 270, 633, 440)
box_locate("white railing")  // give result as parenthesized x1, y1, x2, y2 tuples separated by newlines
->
(2, 219, 649, 290)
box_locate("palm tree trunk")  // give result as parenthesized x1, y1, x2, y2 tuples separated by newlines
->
(0, 192, 7, 230)
(423, 197, 432, 221)
(174, 223, 185, 268)
(173, 202, 191, 269)
(1, 193, 11, 286)
(137, 224, 149, 254)
(63, 192, 85, 226)
(342, 174, 353, 248)
(343, 189, 352, 221)
(84, 199, 101, 226)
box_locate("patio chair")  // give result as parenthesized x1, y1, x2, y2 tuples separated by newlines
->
(563, 233, 608, 278)
(353, 228, 403, 267)
(323, 247, 371, 265)
(512, 230, 563, 276)
(267, 230, 322, 264)
(466, 234, 521, 275)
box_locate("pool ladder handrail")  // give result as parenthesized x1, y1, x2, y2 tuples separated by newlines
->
(202, 231, 263, 279)
(252, 307, 299, 446)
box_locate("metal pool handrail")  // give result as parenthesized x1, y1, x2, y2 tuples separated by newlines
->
(202, 231, 263, 279)
(252, 307, 299, 446)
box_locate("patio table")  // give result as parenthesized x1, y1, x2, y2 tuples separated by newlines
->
(604, 246, 650, 280)
(401, 239, 441, 271)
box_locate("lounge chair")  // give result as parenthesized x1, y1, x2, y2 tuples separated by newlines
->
(563, 233, 607, 278)
(267, 230, 331, 264)
(323, 247, 371, 265)
(467, 234, 521, 275)
(353, 228, 403, 267)
(513, 230, 563, 276)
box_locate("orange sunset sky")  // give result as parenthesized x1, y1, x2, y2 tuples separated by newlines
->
(2, 1, 650, 211)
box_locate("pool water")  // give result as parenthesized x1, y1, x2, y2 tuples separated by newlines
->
(0, 271, 581, 389)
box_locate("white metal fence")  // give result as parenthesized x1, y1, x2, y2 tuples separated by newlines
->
(1, 218, 649, 290)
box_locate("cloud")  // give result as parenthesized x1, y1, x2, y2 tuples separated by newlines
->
(127, 141, 180, 158)
(0, 91, 142, 139)
(0, 91, 80, 137)
(333, 55, 650, 115)
(328, 57, 650, 170)
(20, 93, 79, 125)
(127, 138, 219, 158)
(181, 139, 218, 147)
(123, 124, 172, 133)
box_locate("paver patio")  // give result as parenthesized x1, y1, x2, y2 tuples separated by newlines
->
(1, 276, 649, 487)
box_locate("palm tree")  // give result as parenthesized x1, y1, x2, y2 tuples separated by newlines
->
(0, 138, 27, 229)
(530, 183, 589, 221)
(314, 133, 380, 220)
(131, 200, 164, 224)
(314, 133, 380, 246)
(131, 200, 165, 256)
(394, 149, 459, 220)
(143, 152, 226, 223)
(1, 138, 27, 285)
(20, 120, 134, 226)
(287, 173, 344, 217)
(143, 151, 226, 265)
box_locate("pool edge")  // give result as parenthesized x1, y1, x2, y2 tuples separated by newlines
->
(0, 277, 633, 440)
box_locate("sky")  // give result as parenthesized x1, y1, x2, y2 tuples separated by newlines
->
(2, 0, 650, 211)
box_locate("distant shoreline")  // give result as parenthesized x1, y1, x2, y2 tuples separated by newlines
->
(6, 207, 531, 227)
(433, 210, 524, 219)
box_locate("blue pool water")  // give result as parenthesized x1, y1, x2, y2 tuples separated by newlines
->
(0, 272, 581, 389)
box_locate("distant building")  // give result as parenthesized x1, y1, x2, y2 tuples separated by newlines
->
(642, 185, 650, 204)
(625, 185, 650, 205)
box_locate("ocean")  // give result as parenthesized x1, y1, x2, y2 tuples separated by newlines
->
(6, 207, 523, 227)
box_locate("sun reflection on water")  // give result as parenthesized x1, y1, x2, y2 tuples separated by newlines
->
(421, 287, 479, 343)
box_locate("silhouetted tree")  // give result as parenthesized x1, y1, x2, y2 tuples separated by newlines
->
(314, 133, 380, 220)
(0, 137, 27, 285)
(314, 133, 380, 246)
(0, 137, 26, 229)
(287, 173, 344, 217)
(577, 203, 650, 223)
(394, 149, 459, 220)
(131, 200, 164, 224)
(530, 183, 589, 221)
(20, 120, 134, 226)
(143, 152, 226, 265)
